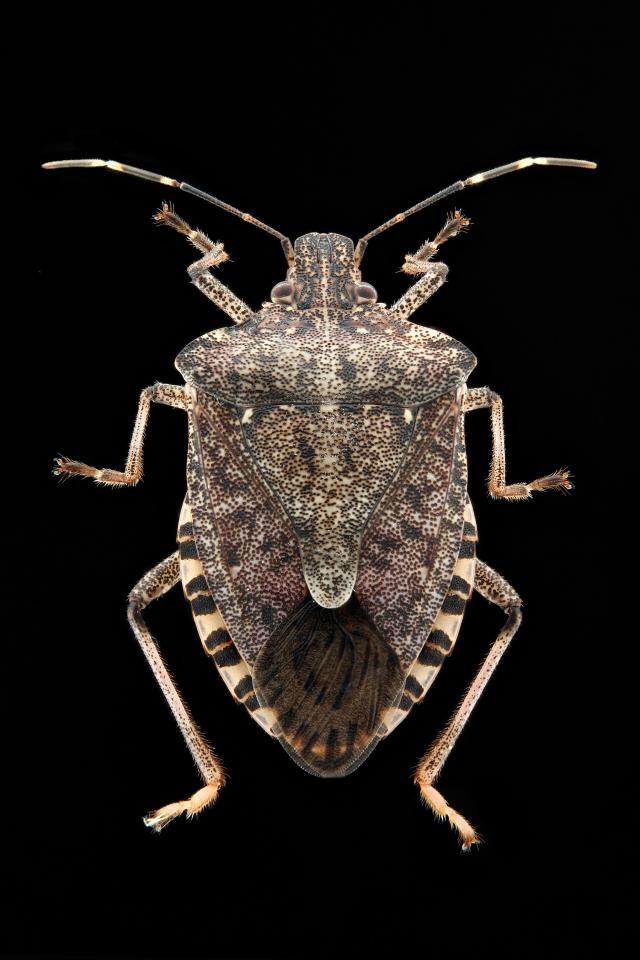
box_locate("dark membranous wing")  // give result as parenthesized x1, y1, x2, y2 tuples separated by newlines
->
(253, 595, 406, 777)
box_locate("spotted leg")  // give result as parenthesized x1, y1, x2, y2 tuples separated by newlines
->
(389, 210, 470, 323)
(463, 386, 572, 499)
(53, 383, 187, 486)
(414, 559, 522, 850)
(128, 552, 225, 831)
(154, 203, 254, 325)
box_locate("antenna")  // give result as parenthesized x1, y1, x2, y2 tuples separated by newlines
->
(354, 156, 597, 266)
(42, 158, 295, 264)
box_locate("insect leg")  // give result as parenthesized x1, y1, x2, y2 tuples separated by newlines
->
(388, 261, 449, 323)
(154, 203, 254, 325)
(414, 559, 522, 850)
(53, 383, 187, 486)
(128, 551, 225, 831)
(463, 386, 573, 499)
(388, 210, 469, 322)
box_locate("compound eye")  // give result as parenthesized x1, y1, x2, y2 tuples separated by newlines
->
(271, 281, 294, 304)
(354, 282, 377, 304)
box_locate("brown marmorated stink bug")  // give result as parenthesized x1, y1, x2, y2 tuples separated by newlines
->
(46, 154, 596, 850)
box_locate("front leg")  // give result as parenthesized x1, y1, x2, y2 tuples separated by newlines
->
(154, 203, 253, 325)
(389, 261, 449, 323)
(463, 386, 572, 500)
(389, 211, 469, 323)
(53, 383, 187, 486)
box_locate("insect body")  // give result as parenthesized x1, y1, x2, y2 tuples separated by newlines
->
(47, 155, 596, 849)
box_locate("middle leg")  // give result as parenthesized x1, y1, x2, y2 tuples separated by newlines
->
(53, 382, 187, 486)
(463, 386, 572, 500)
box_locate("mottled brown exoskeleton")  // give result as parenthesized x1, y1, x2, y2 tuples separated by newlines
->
(46, 155, 596, 849)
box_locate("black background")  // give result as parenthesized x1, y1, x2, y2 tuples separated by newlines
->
(6, 10, 630, 959)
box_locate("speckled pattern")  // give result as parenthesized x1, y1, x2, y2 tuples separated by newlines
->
(357, 389, 468, 668)
(190, 269, 254, 326)
(175, 234, 475, 406)
(177, 499, 278, 736)
(390, 261, 449, 323)
(242, 403, 415, 607)
(381, 499, 478, 736)
(181, 232, 475, 674)
(186, 386, 308, 667)
(46, 159, 589, 831)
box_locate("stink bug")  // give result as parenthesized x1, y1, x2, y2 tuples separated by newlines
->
(46, 154, 596, 849)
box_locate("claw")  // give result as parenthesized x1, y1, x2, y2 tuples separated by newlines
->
(51, 455, 97, 480)
(52, 455, 76, 478)
(417, 780, 482, 852)
(143, 781, 222, 832)
(528, 468, 573, 494)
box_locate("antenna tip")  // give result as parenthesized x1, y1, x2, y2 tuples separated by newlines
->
(533, 157, 598, 170)
(41, 159, 107, 171)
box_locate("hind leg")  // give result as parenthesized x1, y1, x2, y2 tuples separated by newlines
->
(128, 552, 225, 831)
(414, 560, 522, 850)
